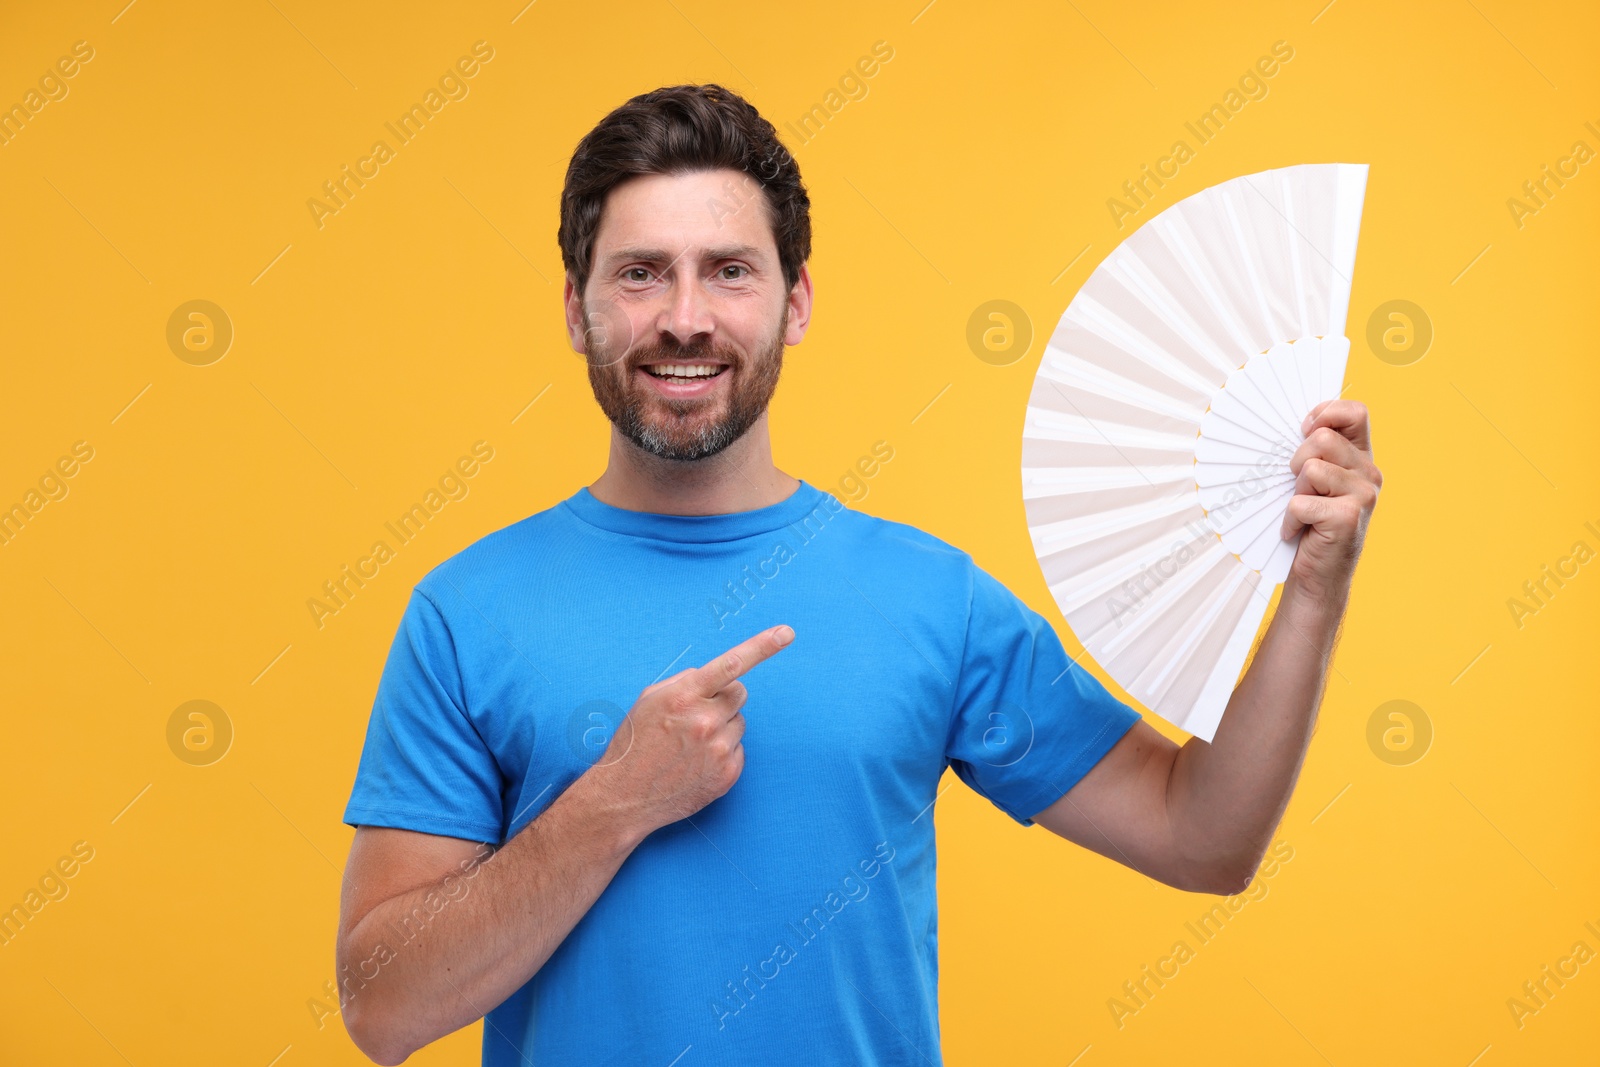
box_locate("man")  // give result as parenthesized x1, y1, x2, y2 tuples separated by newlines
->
(336, 84, 1381, 1065)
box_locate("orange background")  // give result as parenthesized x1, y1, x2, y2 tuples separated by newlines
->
(1, 1, 1596, 1063)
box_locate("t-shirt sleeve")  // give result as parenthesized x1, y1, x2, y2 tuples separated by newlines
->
(342, 584, 504, 843)
(944, 559, 1142, 827)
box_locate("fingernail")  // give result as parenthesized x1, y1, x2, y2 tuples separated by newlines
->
(775, 625, 794, 646)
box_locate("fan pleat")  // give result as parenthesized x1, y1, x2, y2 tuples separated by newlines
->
(1021, 437, 1191, 474)
(1152, 214, 1263, 365)
(1198, 405, 1286, 452)
(1318, 335, 1351, 401)
(1110, 561, 1254, 721)
(1035, 349, 1205, 422)
(1029, 492, 1197, 556)
(1194, 462, 1291, 490)
(1222, 194, 1277, 345)
(1205, 390, 1302, 456)
(1028, 376, 1197, 436)
(1065, 294, 1224, 397)
(1231, 499, 1295, 571)
(1278, 338, 1314, 420)
(1027, 409, 1197, 455)
(1033, 506, 1208, 612)
(1327, 170, 1367, 328)
(1253, 350, 1303, 431)
(1090, 268, 1237, 384)
(1189, 576, 1274, 739)
(1197, 473, 1295, 514)
(1102, 254, 1242, 379)
(1217, 362, 1304, 443)
(1119, 546, 1247, 712)
(1138, 553, 1253, 709)
(1023, 481, 1189, 537)
(1206, 479, 1290, 540)
(1023, 464, 1194, 495)
(1091, 536, 1232, 661)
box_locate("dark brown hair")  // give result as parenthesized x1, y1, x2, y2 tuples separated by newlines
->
(558, 83, 811, 297)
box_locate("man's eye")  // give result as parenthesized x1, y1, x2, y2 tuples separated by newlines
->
(720, 265, 746, 280)
(626, 268, 652, 282)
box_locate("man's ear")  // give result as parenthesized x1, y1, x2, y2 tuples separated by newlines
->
(783, 262, 814, 347)
(563, 274, 588, 354)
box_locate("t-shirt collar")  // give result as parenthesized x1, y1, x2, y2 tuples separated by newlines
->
(561, 478, 832, 543)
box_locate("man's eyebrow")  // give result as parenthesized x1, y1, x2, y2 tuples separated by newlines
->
(600, 244, 767, 269)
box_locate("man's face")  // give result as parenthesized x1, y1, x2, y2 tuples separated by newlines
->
(566, 168, 810, 462)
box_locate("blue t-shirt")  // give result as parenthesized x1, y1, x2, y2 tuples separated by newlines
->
(343, 479, 1141, 1066)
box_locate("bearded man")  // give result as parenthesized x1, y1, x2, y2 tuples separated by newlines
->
(336, 83, 1381, 1066)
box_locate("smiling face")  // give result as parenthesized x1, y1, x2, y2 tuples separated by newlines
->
(566, 168, 810, 462)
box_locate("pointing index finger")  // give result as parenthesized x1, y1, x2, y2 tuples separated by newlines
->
(690, 624, 794, 697)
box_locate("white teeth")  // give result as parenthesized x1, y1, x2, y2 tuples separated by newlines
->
(644, 364, 724, 379)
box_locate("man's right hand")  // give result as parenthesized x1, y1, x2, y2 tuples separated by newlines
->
(588, 623, 795, 834)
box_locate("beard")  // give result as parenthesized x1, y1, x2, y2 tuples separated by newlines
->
(585, 306, 787, 462)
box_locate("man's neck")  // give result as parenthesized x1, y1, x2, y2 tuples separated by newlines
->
(586, 417, 800, 516)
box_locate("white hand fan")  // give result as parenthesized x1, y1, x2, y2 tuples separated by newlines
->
(1022, 163, 1367, 741)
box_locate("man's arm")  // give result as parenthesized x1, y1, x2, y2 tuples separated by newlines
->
(1032, 400, 1381, 894)
(337, 771, 643, 1065)
(337, 623, 794, 1064)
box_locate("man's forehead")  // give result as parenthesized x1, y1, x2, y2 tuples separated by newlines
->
(594, 169, 775, 263)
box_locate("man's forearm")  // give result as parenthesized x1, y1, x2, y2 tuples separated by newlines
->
(340, 769, 646, 1064)
(1165, 576, 1349, 888)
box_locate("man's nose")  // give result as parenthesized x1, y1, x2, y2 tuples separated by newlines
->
(656, 273, 715, 348)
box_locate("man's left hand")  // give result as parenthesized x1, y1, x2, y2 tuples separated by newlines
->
(1280, 399, 1383, 603)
